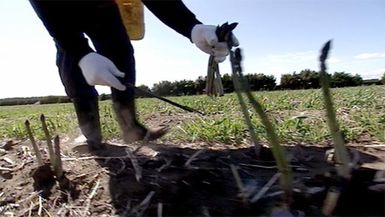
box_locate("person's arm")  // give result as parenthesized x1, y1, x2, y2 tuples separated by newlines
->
(29, 1, 93, 60)
(141, 0, 238, 63)
(142, 0, 202, 40)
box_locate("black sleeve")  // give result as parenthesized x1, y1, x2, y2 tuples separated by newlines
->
(29, 1, 94, 60)
(142, 0, 202, 41)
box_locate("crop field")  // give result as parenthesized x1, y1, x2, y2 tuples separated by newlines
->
(1, 85, 385, 216)
(1, 85, 384, 145)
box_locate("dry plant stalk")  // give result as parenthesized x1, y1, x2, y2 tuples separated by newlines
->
(230, 164, 247, 201)
(38, 195, 43, 216)
(157, 203, 163, 217)
(2, 157, 15, 165)
(83, 179, 101, 217)
(184, 149, 205, 168)
(129, 191, 155, 217)
(24, 120, 44, 166)
(88, 179, 100, 199)
(0, 166, 13, 172)
(40, 114, 56, 170)
(0, 160, 25, 172)
(250, 172, 281, 203)
(125, 148, 142, 182)
(319, 40, 351, 179)
(201, 206, 211, 217)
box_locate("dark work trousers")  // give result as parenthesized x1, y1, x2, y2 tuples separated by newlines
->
(55, 2, 136, 103)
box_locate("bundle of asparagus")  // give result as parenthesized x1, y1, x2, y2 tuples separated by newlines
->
(206, 55, 224, 97)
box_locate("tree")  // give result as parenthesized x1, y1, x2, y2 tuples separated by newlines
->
(382, 73, 385, 85)
(331, 72, 362, 87)
(151, 81, 174, 96)
(135, 84, 151, 98)
(298, 69, 320, 89)
(351, 74, 363, 86)
(221, 73, 234, 93)
(173, 79, 196, 96)
(99, 93, 111, 101)
(245, 73, 276, 91)
(280, 72, 302, 90)
(195, 76, 206, 95)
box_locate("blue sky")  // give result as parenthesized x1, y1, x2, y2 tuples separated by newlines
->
(0, 0, 384, 98)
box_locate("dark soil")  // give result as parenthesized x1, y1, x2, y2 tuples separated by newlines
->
(1, 139, 384, 216)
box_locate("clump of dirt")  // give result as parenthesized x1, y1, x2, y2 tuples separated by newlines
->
(30, 163, 55, 198)
(0, 139, 384, 216)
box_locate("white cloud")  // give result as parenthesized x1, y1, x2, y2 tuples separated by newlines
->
(354, 52, 385, 60)
(328, 57, 341, 64)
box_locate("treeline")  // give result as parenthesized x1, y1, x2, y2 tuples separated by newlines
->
(1, 70, 384, 106)
(0, 95, 71, 106)
(280, 70, 365, 90)
(147, 70, 384, 97)
(92, 73, 276, 100)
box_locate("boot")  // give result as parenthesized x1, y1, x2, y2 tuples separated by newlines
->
(112, 99, 168, 143)
(72, 97, 104, 150)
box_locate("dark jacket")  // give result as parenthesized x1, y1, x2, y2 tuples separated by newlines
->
(29, 0, 201, 60)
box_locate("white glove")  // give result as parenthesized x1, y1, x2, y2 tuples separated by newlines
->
(191, 24, 239, 63)
(78, 52, 126, 91)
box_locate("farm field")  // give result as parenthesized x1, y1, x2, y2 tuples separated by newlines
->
(1, 85, 384, 145)
(1, 85, 384, 216)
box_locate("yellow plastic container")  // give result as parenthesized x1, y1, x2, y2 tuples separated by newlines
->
(116, 0, 145, 40)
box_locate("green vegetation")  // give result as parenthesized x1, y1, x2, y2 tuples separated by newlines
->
(280, 70, 364, 90)
(1, 85, 384, 145)
(1, 71, 382, 107)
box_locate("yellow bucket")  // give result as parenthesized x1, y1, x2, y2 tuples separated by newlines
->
(116, 0, 145, 40)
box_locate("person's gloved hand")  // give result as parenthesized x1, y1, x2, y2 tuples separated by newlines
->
(191, 24, 239, 63)
(78, 52, 126, 91)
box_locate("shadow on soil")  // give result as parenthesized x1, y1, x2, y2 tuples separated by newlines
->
(88, 143, 384, 217)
